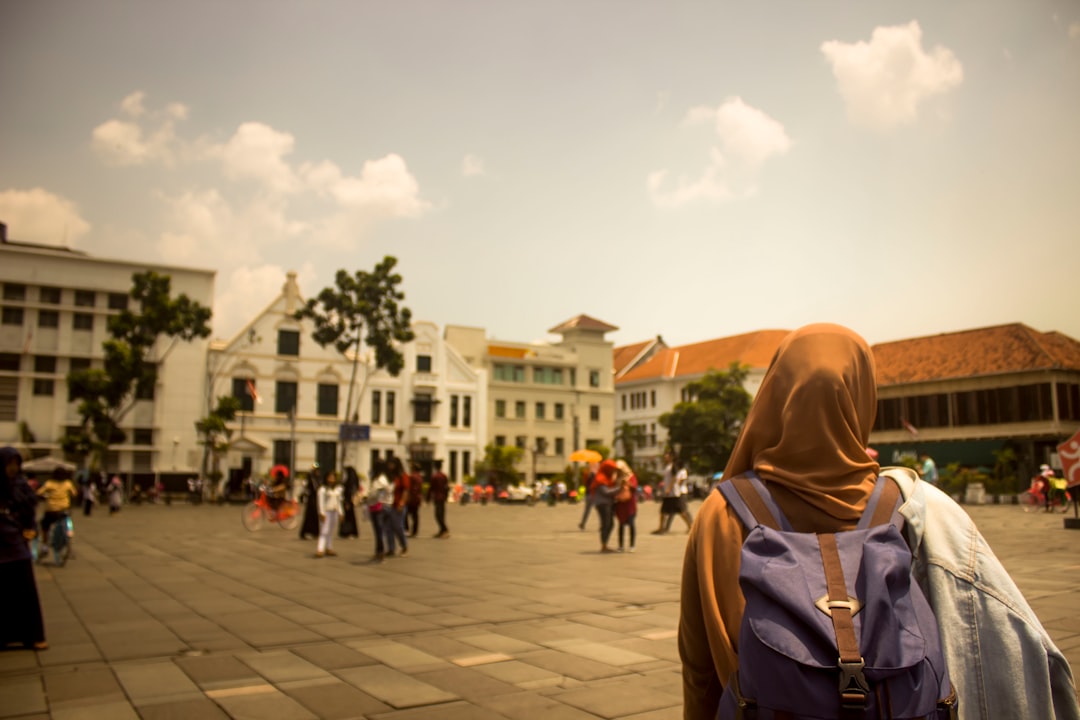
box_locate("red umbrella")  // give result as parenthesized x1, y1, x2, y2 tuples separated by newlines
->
(270, 464, 290, 479)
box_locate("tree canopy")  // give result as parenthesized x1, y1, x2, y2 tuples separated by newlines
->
(475, 444, 524, 487)
(659, 362, 752, 475)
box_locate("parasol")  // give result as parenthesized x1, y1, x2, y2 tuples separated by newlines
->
(568, 449, 602, 463)
(21, 456, 77, 474)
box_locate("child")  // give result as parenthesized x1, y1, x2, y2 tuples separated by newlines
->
(315, 471, 343, 558)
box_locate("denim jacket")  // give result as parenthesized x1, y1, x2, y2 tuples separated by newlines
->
(883, 467, 1080, 720)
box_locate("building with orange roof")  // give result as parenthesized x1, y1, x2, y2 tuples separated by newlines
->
(869, 323, 1080, 483)
(445, 314, 618, 482)
(613, 329, 790, 472)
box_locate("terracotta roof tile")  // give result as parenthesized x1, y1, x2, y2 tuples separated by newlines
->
(548, 314, 619, 334)
(616, 330, 790, 384)
(871, 323, 1080, 385)
(613, 341, 651, 375)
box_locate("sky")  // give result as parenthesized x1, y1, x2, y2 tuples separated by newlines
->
(1, 1, 1078, 350)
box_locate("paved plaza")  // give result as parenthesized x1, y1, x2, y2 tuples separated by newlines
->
(2, 497, 1080, 719)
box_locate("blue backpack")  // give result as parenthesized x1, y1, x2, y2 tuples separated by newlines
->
(717, 473, 957, 720)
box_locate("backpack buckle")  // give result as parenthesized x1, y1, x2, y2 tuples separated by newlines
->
(838, 658, 869, 709)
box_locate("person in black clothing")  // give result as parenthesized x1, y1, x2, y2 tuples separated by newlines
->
(427, 459, 450, 538)
(338, 466, 360, 538)
(0, 446, 47, 650)
(299, 467, 321, 540)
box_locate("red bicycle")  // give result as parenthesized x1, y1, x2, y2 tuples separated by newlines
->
(242, 490, 300, 531)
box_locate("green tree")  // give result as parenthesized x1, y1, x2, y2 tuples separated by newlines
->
(659, 362, 752, 475)
(294, 257, 415, 469)
(613, 422, 646, 468)
(63, 272, 212, 471)
(196, 395, 241, 497)
(475, 444, 524, 487)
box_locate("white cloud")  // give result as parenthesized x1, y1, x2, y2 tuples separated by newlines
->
(213, 262, 318, 340)
(0, 188, 91, 246)
(821, 21, 963, 131)
(120, 91, 146, 117)
(217, 122, 299, 194)
(1069, 23, 1080, 41)
(462, 154, 486, 177)
(302, 154, 430, 217)
(650, 97, 790, 209)
(92, 92, 185, 166)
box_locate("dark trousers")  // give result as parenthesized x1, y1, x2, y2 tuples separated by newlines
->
(368, 510, 386, 555)
(434, 501, 448, 534)
(618, 514, 637, 549)
(405, 504, 420, 536)
(597, 504, 614, 547)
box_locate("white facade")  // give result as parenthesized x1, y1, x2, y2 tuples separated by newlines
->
(0, 231, 215, 478)
(209, 273, 486, 484)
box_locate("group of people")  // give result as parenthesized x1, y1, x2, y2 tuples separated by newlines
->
(578, 458, 641, 552)
(289, 457, 452, 563)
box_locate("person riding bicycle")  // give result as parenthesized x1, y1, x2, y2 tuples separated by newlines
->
(268, 469, 289, 513)
(36, 467, 77, 558)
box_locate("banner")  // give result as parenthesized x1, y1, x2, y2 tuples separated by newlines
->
(1058, 428, 1080, 488)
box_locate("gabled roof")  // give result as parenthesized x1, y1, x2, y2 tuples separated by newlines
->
(548, 314, 619, 334)
(613, 335, 667, 378)
(872, 323, 1080, 385)
(617, 330, 790, 384)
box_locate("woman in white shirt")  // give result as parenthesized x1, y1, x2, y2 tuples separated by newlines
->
(315, 471, 344, 558)
(365, 460, 392, 562)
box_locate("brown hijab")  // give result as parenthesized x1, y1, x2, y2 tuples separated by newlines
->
(723, 323, 880, 529)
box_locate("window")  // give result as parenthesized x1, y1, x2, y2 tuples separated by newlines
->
(34, 356, 57, 373)
(495, 435, 506, 447)
(135, 365, 157, 400)
(0, 377, 16, 420)
(277, 329, 300, 356)
(590, 404, 600, 422)
(107, 292, 129, 310)
(494, 364, 525, 382)
(370, 449, 380, 470)
(463, 396, 472, 428)
(650, 390, 656, 407)
(449, 450, 458, 482)
(413, 392, 434, 423)
(535, 437, 547, 454)
(1058, 383, 1080, 422)
(317, 383, 339, 416)
(3, 284, 26, 301)
(74, 290, 95, 307)
(73, 313, 93, 331)
(2, 307, 24, 325)
(273, 440, 293, 469)
(232, 377, 255, 412)
(450, 394, 459, 427)
(495, 399, 506, 418)
(386, 391, 395, 424)
(371, 390, 382, 424)
(462, 450, 471, 477)
(515, 401, 525, 419)
(39, 287, 61, 304)
(38, 310, 59, 328)
(275, 380, 298, 414)
(554, 403, 564, 420)
(621, 394, 627, 411)
(533, 367, 564, 385)
(515, 435, 526, 449)
(589, 369, 601, 388)
(417, 354, 432, 372)
(69, 358, 91, 372)
(535, 402, 546, 420)
(0, 354, 19, 371)
(33, 379, 54, 396)
(316, 441, 337, 473)
(132, 428, 154, 445)
(555, 438, 565, 455)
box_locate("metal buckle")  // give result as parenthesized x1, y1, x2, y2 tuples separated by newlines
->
(815, 595, 863, 617)
(838, 658, 870, 709)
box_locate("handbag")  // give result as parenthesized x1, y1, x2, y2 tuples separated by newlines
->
(615, 485, 632, 503)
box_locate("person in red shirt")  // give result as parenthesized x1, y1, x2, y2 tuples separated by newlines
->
(404, 462, 424, 537)
(426, 459, 450, 538)
(384, 457, 409, 557)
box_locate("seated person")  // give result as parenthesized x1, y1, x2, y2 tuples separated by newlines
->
(36, 468, 78, 544)
(268, 470, 289, 511)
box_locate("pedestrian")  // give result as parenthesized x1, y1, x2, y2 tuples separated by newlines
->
(591, 459, 619, 553)
(338, 466, 360, 538)
(365, 460, 391, 562)
(384, 457, 409, 557)
(653, 450, 685, 534)
(404, 462, 423, 537)
(918, 452, 939, 485)
(35, 468, 77, 561)
(298, 467, 320, 540)
(427, 459, 450, 538)
(614, 459, 638, 552)
(679, 323, 1080, 719)
(107, 475, 123, 514)
(0, 447, 47, 650)
(82, 472, 99, 516)
(315, 471, 343, 558)
(577, 464, 597, 529)
(664, 459, 694, 533)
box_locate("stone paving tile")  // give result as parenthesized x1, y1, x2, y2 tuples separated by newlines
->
(50, 699, 140, 720)
(136, 697, 232, 720)
(174, 654, 263, 689)
(413, 666, 525, 702)
(552, 682, 682, 718)
(41, 665, 125, 709)
(0, 674, 47, 717)
(367, 699, 513, 720)
(237, 649, 331, 683)
(335, 665, 458, 708)
(209, 687, 318, 720)
(290, 641, 379, 670)
(477, 691, 602, 720)
(455, 631, 545, 655)
(35, 643, 103, 667)
(112, 660, 202, 703)
(281, 678, 392, 719)
(346, 640, 449, 671)
(472, 660, 565, 689)
(516, 648, 629, 682)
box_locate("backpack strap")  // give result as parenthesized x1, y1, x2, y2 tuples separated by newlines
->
(855, 475, 903, 531)
(717, 473, 793, 532)
(819, 532, 871, 716)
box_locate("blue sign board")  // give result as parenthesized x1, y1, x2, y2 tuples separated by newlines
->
(338, 423, 371, 441)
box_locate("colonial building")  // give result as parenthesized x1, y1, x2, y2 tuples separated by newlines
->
(0, 224, 215, 483)
(869, 323, 1080, 476)
(613, 330, 790, 471)
(446, 314, 618, 482)
(209, 272, 486, 487)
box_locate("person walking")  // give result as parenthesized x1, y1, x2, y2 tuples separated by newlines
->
(653, 450, 684, 534)
(614, 460, 638, 552)
(338, 467, 360, 538)
(404, 462, 423, 537)
(384, 457, 409, 557)
(679, 323, 1080, 719)
(577, 464, 597, 530)
(365, 460, 391, 562)
(664, 461, 694, 533)
(918, 452, 939, 486)
(427, 459, 450, 538)
(107, 475, 123, 514)
(298, 467, 320, 540)
(0, 447, 47, 650)
(591, 460, 619, 553)
(315, 471, 343, 558)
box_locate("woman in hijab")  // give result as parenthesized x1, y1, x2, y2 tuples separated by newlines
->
(0, 446, 47, 650)
(591, 459, 620, 553)
(678, 324, 1079, 720)
(338, 466, 360, 539)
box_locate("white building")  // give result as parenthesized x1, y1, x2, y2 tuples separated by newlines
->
(445, 314, 618, 482)
(209, 272, 486, 487)
(0, 225, 215, 482)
